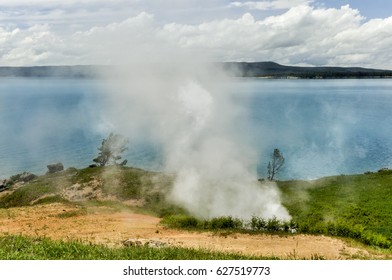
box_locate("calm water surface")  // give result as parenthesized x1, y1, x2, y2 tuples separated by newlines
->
(234, 79, 392, 179)
(1, 77, 392, 179)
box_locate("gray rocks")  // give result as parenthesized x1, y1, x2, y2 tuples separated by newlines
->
(122, 238, 168, 248)
(0, 179, 9, 192)
(2, 171, 38, 191)
(19, 172, 38, 182)
(10, 172, 38, 183)
(47, 162, 64, 174)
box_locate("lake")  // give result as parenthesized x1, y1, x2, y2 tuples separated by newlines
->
(1, 77, 392, 180)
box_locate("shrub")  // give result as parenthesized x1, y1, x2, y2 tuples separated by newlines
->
(162, 214, 296, 235)
(360, 231, 391, 249)
(161, 215, 200, 229)
(209, 216, 243, 230)
(266, 217, 281, 232)
(250, 216, 267, 231)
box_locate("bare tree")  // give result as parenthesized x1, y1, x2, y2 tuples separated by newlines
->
(93, 133, 128, 167)
(268, 148, 285, 181)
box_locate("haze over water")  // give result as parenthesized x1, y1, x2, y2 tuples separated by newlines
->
(1, 77, 392, 180)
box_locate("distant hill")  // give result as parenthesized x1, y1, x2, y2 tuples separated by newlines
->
(222, 61, 392, 78)
(0, 65, 103, 78)
(0, 62, 392, 78)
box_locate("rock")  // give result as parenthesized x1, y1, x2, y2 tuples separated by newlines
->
(18, 172, 38, 182)
(122, 238, 168, 248)
(7, 172, 37, 185)
(122, 239, 143, 247)
(289, 228, 297, 234)
(0, 179, 9, 192)
(144, 240, 167, 248)
(47, 162, 64, 174)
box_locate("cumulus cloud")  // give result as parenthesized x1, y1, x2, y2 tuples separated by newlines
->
(0, 24, 69, 65)
(0, 0, 139, 34)
(0, 4, 392, 68)
(229, 0, 313, 10)
(159, 4, 392, 68)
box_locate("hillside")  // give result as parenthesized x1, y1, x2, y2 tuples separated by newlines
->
(0, 166, 391, 259)
(223, 61, 392, 78)
(1, 62, 392, 78)
(278, 170, 392, 248)
(0, 65, 103, 78)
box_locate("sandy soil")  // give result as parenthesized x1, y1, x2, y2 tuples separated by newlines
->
(0, 203, 382, 259)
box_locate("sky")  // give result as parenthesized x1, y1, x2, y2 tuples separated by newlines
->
(0, 0, 392, 68)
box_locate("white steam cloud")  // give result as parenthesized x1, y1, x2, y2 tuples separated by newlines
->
(99, 59, 290, 220)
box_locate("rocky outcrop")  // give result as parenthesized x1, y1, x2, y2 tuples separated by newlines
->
(47, 162, 64, 174)
(1, 172, 38, 191)
(0, 179, 9, 192)
(19, 172, 38, 182)
(10, 172, 38, 183)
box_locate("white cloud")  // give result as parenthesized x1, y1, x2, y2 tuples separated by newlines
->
(1, 4, 392, 69)
(229, 0, 313, 10)
(0, 0, 139, 33)
(0, 0, 126, 5)
(159, 4, 392, 68)
(0, 24, 69, 65)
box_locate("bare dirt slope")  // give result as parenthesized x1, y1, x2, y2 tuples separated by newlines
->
(0, 203, 382, 259)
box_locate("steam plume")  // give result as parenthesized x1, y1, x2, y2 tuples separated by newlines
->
(99, 60, 290, 220)
(91, 19, 290, 220)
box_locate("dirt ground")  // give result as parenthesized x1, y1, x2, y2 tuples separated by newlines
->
(0, 203, 383, 259)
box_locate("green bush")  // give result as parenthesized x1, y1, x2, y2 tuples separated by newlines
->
(266, 217, 281, 232)
(250, 216, 267, 231)
(360, 231, 391, 249)
(162, 214, 294, 234)
(209, 216, 243, 230)
(161, 215, 200, 229)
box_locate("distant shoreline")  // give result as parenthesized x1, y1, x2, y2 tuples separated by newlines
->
(1, 62, 392, 79)
(222, 62, 392, 79)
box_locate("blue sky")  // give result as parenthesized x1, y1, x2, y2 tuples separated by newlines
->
(0, 0, 391, 68)
(1, 1, 390, 27)
(320, 0, 392, 19)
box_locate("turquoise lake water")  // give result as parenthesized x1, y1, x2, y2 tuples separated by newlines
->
(1, 77, 392, 179)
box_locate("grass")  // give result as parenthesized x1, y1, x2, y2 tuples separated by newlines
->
(278, 170, 392, 249)
(162, 171, 392, 250)
(70, 166, 183, 217)
(0, 166, 182, 217)
(0, 181, 60, 208)
(1, 165, 392, 251)
(0, 235, 275, 260)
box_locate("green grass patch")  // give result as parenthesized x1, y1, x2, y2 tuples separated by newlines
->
(0, 166, 180, 217)
(278, 172, 392, 249)
(143, 192, 187, 218)
(0, 235, 275, 260)
(32, 195, 70, 206)
(0, 181, 60, 208)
